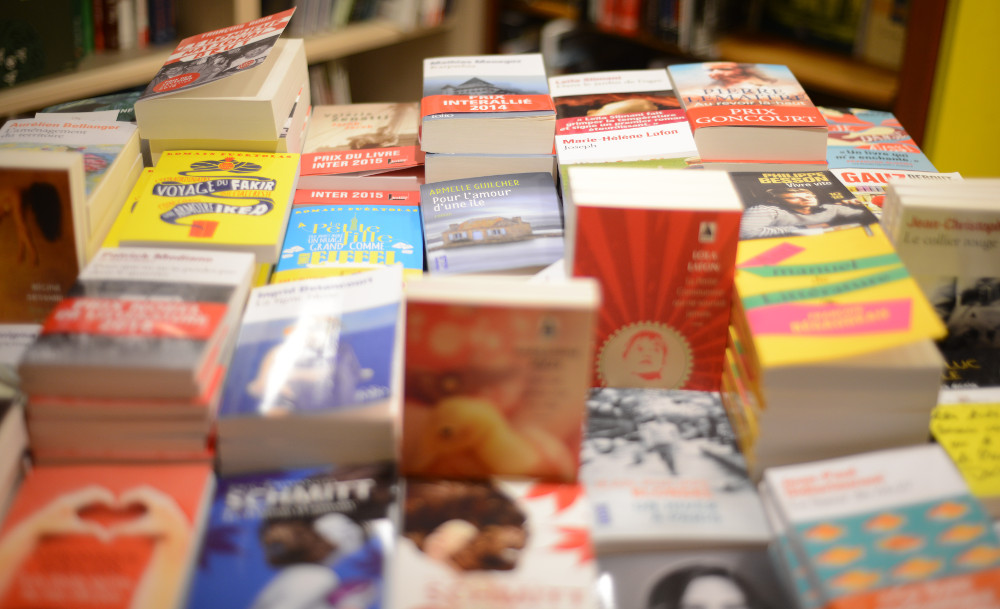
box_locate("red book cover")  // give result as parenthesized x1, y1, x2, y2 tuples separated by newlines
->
(0, 463, 213, 609)
(567, 166, 743, 392)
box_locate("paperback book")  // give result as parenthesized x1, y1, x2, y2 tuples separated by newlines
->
(217, 267, 403, 475)
(0, 463, 215, 609)
(548, 68, 697, 165)
(729, 170, 879, 241)
(118, 150, 300, 265)
(298, 102, 424, 190)
(419, 172, 564, 275)
(566, 165, 743, 392)
(423, 151, 555, 184)
(402, 274, 600, 482)
(580, 388, 770, 553)
(666, 62, 827, 164)
(17, 247, 256, 400)
(391, 477, 599, 609)
(272, 189, 424, 282)
(830, 168, 961, 219)
(186, 462, 395, 609)
(821, 106, 938, 172)
(420, 54, 556, 155)
(763, 444, 1000, 609)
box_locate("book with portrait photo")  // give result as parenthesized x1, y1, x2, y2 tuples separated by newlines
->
(729, 170, 879, 241)
(666, 62, 827, 164)
(548, 68, 697, 166)
(580, 388, 770, 554)
(187, 462, 395, 609)
(390, 476, 599, 609)
(566, 165, 743, 392)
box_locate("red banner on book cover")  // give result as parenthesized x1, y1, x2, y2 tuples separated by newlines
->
(421, 94, 555, 118)
(300, 146, 423, 176)
(42, 298, 227, 339)
(686, 105, 826, 129)
(556, 109, 688, 136)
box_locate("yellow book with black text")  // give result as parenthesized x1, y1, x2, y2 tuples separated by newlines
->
(118, 150, 299, 264)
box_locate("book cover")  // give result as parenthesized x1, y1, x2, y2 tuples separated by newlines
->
(218, 267, 402, 421)
(39, 90, 143, 122)
(831, 169, 961, 218)
(272, 189, 424, 282)
(138, 8, 294, 99)
(391, 477, 599, 609)
(186, 462, 395, 609)
(119, 150, 299, 265)
(764, 445, 1000, 609)
(666, 62, 827, 163)
(0, 151, 88, 324)
(17, 247, 255, 399)
(730, 170, 879, 241)
(735, 225, 947, 369)
(930, 403, 1000, 518)
(821, 107, 939, 172)
(0, 463, 214, 609)
(548, 69, 697, 165)
(567, 166, 743, 392)
(420, 54, 556, 154)
(419, 172, 564, 275)
(401, 275, 600, 482)
(580, 388, 770, 553)
(300, 102, 423, 180)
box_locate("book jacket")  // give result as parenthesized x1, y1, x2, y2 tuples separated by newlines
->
(821, 107, 938, 172)
(0, 463, 214, 609)
(419, 172, 563, 274)
(273, 189, 424, 282)
(187, 462, 395, 609)
(391, 477, 599, 609)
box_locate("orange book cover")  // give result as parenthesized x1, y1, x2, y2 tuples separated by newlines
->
(0, 463, 213, 609)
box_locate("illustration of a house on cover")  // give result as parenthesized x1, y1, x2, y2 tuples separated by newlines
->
(440, 78, 516, 95)
(442, 216, 533, 247)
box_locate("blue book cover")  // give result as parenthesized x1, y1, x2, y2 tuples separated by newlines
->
(419, 172, 564, 274)
(273, 194, 424, 282)
(218, 269, 402, 418)
(822, 107, 938, 172)
(186, 462, 396, 609)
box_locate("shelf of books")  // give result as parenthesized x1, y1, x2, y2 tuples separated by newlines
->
(2, 7, 1000, 609)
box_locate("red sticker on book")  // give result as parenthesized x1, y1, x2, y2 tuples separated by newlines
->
(421, 94, 555, 117)
(42, 298, 228, 340)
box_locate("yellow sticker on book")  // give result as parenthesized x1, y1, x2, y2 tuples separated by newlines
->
(930, 403, 1000, 500)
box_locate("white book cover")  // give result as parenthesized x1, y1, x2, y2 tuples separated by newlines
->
(548, 69, 697, 165)
(390, 477, 599, 609)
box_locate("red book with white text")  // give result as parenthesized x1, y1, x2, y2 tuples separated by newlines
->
(567, 166, 742, 392)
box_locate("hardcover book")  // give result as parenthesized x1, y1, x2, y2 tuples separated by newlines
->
(666, 62, 827, 163)
(216, 267, 403, 475)
(401, 274, 600, 482)
(566, 165, 743, 392)
(730, 170, 879, 241)
(420, 54, 557, 154)
(272, 189, 424, 283)
(186, 462, 395, 609)
(298, 102, 424, 190)
(134, 11, 306, 143)
(118, 150, 300, 265)
(821, 106, 938, 172)
(580, 388, 770, 553)
(17, 247, 256, 400)
(763, 444, 1000, 609)
(419, 172, 564, 275)
(548, 68, 697, 165)
(390, 477, 599, 609)
(0, 463, 215, 609)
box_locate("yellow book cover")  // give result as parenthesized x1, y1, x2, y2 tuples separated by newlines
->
(102, 167, 154, 248)
(118, 150, 299, 264)
(735, 225, 946, 369)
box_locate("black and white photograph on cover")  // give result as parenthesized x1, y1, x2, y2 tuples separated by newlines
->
(597, 548, 795, 609)
(729, 171, 878, 241)
(926, 275, 1000, 390)
(580, 388, 744, 487)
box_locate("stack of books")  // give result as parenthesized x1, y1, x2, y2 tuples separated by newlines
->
(723, 226, 948, 478)
(16, 247, 256, 464)
(215, 267, 405, 476)
(761, 444, 1000, 609)
(134, 10, 309, 161)
(419, 53, 557, 183)
(666, 62, 828, 172)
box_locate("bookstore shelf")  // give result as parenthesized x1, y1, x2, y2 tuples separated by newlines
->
(0, 19, 458, 119)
